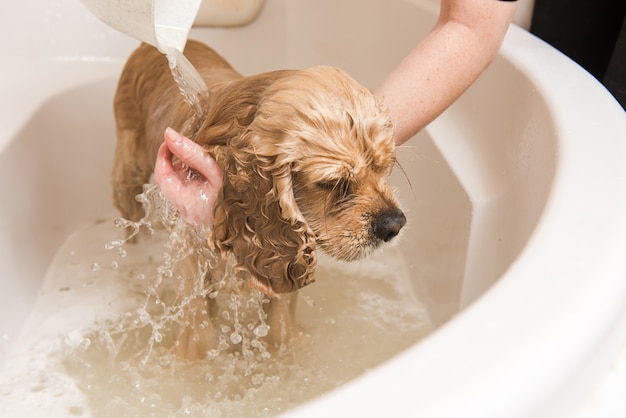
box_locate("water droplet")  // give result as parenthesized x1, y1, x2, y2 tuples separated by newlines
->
(301, 295, 316, 307)
(90, 263, 100, 272)
(254, 324, 269, 338)
(137, 308, 150, 324)
(230, 332, 242, 344)
(79, 338, 91, 350)
(148, 393, 162, 408)
(158, 355, 171, 367)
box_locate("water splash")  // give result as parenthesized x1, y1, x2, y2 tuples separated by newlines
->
(0, 181, 431, 418)
(1, 204, 430, 417)
(98, 184, 273, 368)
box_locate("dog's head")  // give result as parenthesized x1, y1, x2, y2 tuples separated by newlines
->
(194, 66, 405, 296)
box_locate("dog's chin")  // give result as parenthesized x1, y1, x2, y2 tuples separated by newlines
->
(317, 238, 383, 263)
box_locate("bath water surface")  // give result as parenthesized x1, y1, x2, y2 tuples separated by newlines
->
(0, 188, 431, 417)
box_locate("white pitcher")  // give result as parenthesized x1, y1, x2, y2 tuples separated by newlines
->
(79, 0, 202, 53)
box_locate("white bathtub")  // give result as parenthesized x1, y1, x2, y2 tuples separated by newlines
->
(2, 0, 626, 416)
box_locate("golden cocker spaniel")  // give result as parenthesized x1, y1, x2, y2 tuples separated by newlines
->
(112, 40, 406, 357)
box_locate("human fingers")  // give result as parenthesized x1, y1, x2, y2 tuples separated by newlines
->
(154, 140, 179, 191)
(163, 127, 223, 186)
(154, 141, 200, 223)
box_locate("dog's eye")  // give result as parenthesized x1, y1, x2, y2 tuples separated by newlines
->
(316, 181, 336, 190)
(316, 179, 351, 199)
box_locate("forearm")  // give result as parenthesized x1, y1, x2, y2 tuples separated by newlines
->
(376, 0, 517, 145)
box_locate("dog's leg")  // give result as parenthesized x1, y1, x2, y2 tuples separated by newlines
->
(111, 127, 155, 224)
(173, 297, 217, 360)
(265, 292, 300, 347)
(172, 254, 218, 360)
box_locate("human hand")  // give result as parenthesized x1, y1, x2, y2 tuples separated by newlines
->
(154, 127, 223, 228)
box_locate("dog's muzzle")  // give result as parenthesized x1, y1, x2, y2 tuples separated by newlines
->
(372, 208, 406, 242)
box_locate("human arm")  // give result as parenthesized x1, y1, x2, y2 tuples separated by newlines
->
(375, 0, 518, 144)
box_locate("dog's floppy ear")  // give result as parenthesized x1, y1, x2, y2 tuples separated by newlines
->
(210, 136, 317, 297)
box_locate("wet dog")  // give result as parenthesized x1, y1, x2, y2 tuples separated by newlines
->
(112, 40, 405, 358)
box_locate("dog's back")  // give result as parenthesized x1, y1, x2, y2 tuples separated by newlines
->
(112, 40, 241, 221)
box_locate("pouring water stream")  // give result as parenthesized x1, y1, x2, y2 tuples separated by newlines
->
(80, 0, 208, 115)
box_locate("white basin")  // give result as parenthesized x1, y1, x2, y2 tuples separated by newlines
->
(2, 0, 626, 416)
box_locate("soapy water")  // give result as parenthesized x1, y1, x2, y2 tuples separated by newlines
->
(0, 185, 431, 417)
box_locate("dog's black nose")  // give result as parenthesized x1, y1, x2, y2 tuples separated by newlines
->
(373, 208, 406, 242)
